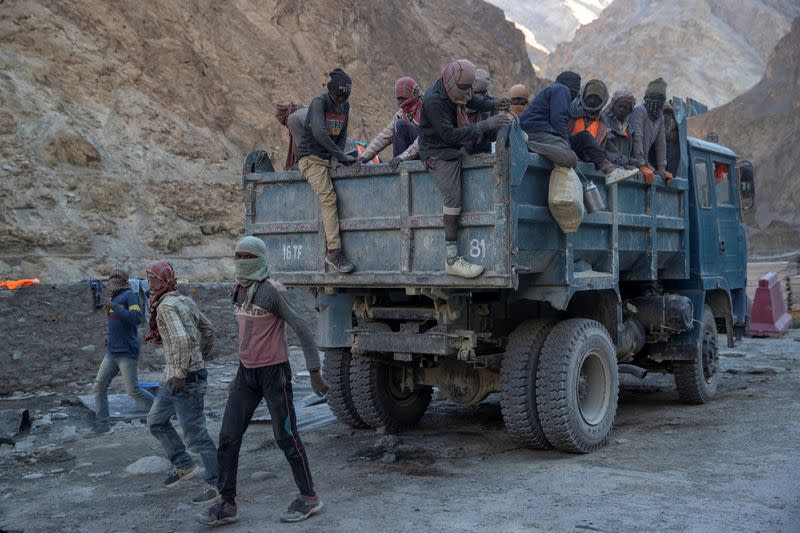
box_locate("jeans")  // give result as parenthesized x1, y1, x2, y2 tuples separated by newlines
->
(217, 362, 314, 502)
(92, 355, 155, 429)
(147, 375, 218, 485)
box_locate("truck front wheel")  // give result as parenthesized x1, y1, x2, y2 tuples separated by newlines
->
(536, 319, 619, 453)
(350, 356, 432, 433)
(322, 349, 369, 429)
(673, 305, 719, 404)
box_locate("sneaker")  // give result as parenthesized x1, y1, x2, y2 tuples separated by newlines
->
(445, 256, 484, 279)
(191, 484, 220, 506)
(604, 166, 639, 185)
(195, 499, 238, 526)
(280, 495, 324, 523)
(325, 249, 355, 274)
(163, 464, 200, 488)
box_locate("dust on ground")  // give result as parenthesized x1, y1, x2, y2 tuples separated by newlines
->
(1, 332, 799, 532)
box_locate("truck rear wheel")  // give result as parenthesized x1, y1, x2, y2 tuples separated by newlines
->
(674, 305, 719, 404)
(322, 349, 368, 429)
(537, 319, 618, 453)
(500, 320, 556, 448)
(350, 356, 432, 433)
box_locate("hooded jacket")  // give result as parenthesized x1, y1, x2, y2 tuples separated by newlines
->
(518, 82, 573, 141)
(418, 78, 496, 161)
(628, 103, 667, 171)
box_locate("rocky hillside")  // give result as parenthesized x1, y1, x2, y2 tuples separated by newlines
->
(542, 0, 800, 107)
(689, 17, 800, 255)
(0, 0, 540, 282)
(487, 0, 612, 67)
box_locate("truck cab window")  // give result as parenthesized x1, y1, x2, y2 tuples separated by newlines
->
(694, 158, 711, 208)
(713, 161, 732, 205)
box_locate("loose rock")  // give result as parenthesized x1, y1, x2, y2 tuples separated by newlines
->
(125, 456, 172, 475)
(250, 471, 277, 481)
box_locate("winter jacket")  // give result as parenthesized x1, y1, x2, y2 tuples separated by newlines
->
(106, 288, 142, 358)
(628, 104, 666, 171)
(418, 78, 496, 161)
(601, 112, 639, 169)
(519, 82, 572, 141)
(363, 111, 420, 161)
(296, 92, 349, 162)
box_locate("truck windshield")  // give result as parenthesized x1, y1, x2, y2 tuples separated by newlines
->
(713, 161, 732, 205)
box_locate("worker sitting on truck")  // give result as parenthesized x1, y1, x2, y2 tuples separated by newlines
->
(465, 68, 497, 155)
(628, 77, 673, 184)
(520, 73, 638, 184)
(508, 84, 529, 116)
(601, 90, 640, 170)
(296, 68, 358, 274)
(663, 103, 680, 175)
(419, 59, 512, 279)
(361, 76, 423, 171)
(275, 102, 307, 171)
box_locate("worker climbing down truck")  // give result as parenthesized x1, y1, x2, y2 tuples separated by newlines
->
(241, 96, 755, 453)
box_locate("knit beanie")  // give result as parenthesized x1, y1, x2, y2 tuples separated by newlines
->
(583, 79, 609, 111)
(473, 69, 491, 93)
(555, 71, 581, 99)
(645, 77, 667, 99)
(327, 68, 352, 96)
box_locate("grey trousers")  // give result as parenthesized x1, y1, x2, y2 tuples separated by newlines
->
(527, 132, 578, 168)
(426, 157, 462, 215)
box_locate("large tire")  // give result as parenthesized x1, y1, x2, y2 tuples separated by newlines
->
(322, 349, 368, 429)
(500, 320, 556, 448)
(674, 305, 719, 404)
(350, 355, 432, 433)
(537, 319, 619, 453)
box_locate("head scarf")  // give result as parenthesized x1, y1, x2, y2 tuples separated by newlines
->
(555, 71, 581, 100)
(235, 236, 270, 306)
(327, 68, 352, 96)
(395, 77, 423, 124)
(645, 97, 664, 122)
(275, 101, 300, 170)
(144, 260, 178, 345)
(441, 59, 477, 127)
(581, 79, 608, 116)
(107, 267, 130, 295)
(472, 69, 491, 94)
(508, 84, 529, 115)
(604, 90, 636, 121)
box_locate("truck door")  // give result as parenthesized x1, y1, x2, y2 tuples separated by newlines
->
(711, 158, 746, 289)
(691, 154, 719, 275)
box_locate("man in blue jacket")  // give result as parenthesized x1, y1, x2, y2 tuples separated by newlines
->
(91, 267, 154, 433)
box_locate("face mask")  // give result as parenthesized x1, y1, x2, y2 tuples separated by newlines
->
(645, 98, 664, 121)
(235, 257, 269, 285)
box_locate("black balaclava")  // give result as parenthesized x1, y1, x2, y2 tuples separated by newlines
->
(555, 71, 581, 100)
(327, 68, 352, 97)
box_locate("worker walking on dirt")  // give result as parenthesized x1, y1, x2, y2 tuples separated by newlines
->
(362, 76, 423, 170)
(91, 267, 154, 434)
(419, 59, 512, 279)
(628, 77, 673, 183)
(197, 236, 328, 526)
(144, 260, 219, 506)
(296, 68, 359, 274)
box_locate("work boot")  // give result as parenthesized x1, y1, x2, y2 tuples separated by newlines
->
(445, 257, 484, 279)
(91, 423, 111, 435)
(280, 495, 324, 523)
(191, 484, 220, 506)
(195, 499, 238, 526)
(163, 464, 200, 488)
(325, 249, 355, 274)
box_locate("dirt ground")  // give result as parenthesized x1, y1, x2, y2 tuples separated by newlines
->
(1, 331, 799, 533)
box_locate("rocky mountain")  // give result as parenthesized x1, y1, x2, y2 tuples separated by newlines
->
(542, 0, 800, 107)
(689, 17, 800, 255)
(487, 0, 612, 67)
(0, 0, 540, 282)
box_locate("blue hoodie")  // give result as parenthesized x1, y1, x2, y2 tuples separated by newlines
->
(107, 288, 142, 358)
(518, 82, 573, 141)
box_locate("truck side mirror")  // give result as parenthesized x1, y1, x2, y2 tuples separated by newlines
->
(738, 161, 755, 210)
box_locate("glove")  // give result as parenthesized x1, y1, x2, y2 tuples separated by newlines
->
(493, 98, 512, 111)
(639, 165, 655, 185)
(340, 155, 359, 165)
(310, 370, 329, 397)
(657, 169, 673, 184)
(168, 377, 185, 395)
(479, 113, 511, 133)
(388, 157, 402, 171)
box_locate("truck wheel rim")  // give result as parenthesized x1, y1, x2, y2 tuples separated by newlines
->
(387, 367, 417, 406)
(576, 348, 610, 426)
(702, 331, 719, 384)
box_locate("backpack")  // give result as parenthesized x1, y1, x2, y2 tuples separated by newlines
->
(243, 149, 275, 175)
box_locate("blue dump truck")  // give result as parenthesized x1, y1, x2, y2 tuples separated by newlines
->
(243, 98, 755, 453)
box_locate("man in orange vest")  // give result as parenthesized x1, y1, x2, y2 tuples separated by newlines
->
(568, 79, 638, 184)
